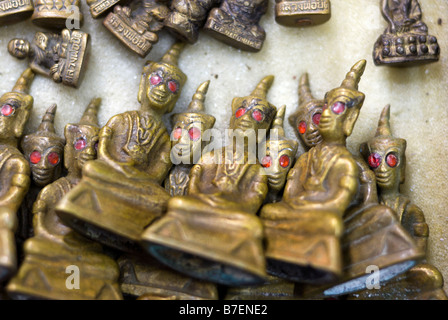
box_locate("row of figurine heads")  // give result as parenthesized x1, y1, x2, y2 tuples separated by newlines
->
(1, 55, 407, 197)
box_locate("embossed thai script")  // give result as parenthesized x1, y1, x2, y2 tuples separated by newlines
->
(0, 0, 31, 12)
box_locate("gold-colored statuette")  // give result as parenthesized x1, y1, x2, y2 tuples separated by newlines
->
(260, 60, 368, 285)
(0, 0, 33, 25)
(55, 42, 187, 253)
(103, 0, 170, 58)
(141, 76, 278, 286)
(275, 0, 331, 27)
(347, 105, 447, 300)
(118, 254, 219, 300)
(203, 0, 268, 52)
(7, 98, 123, 300)
(86, 0, 125, 19)
(8, 29, 90, 88)
(164, 0, 219, 44)
(30, 0, 83, 28)
(261, 105, 298, 204)
(288, 73, 324, 149)
(0, 69, 34, 283)
(165, 80, 216, 196)
(16, 104, 65, 245)
(373, 0, 440, 66)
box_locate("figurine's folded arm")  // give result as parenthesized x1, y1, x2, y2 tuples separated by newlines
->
(381, 0, 395, 32)
(0, 157, 30, 213)
(354, 155, 379, 205)
(146, 134, 172, 185)
(282, 154, 306, 203)
(187, 164, 202, 195)
(401, 203, 429, 253)
(239, 166, 268, 214)
(29, 61, 51, 77)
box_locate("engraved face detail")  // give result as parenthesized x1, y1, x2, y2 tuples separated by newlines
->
(65, 125, 99, 173)
(261, 139, 295, 192)
(367, 145, 402, 190)
(0, 92, 33, 139)
(294, 104, 323, 148)
(170, 119, 204, 164)
(8, 39, 30, 59)
(231, 97, 273, 132)
(23, 139, 64, 187)
(146, 67, 183, 111)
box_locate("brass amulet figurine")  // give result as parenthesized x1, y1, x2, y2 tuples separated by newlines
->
(16, 104, 65, 244)
(373, 0, 440, 66)
(141, 76, 278, 286)
(103, 0, 170, 58)
(8, 29, 90, 88)
(56, 43, 187, 254)
(165, 80, 216, 196)
(260, 60, 368, 285)
(0, 68, 35, 282)
(164, 0, 220, 44)
(347, 105, 447, 300)
(203, 0, 268, 52)
(0, 0, 33, 25)
(275, 0, 331, 27)
(30, 0, 83, 29)
(7, 98, 123, 300)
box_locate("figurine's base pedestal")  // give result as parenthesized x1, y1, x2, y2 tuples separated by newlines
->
(275, 0, 331, 27)
(89, 0, 122, 19)
(141, 197, 267, 286)
(7, 238, 122, 300)
(103, 12, 155, 58)
(373, 33, 440, 67)
(262, 212, 342, 285)
(31, 12, 83, 30)
(118, 255, 218, 300)
(203, 13, 265, 52)
(0, 0, 33, 25)
(60, 30, 90, 88)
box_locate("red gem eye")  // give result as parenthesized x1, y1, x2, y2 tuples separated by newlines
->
(236, 107, 246, 118)
(30, 151, 41, 164)
(188, 127, 201, 141)
(47, 152, 60, 165)
(298, 121, 307, 134)
(368, 153, 381, 169)
(150, 74, 162, 86)
(74, 138, 87, 151)
(252, 109, 264, 122)
(312, 113, 321, 125)
(261, 156, 272, 168)
(331, 102, 346, 114)
(279, 154, 290, 168)
(1, 104, 14, 117)
(386, 153, 398, 167)
(168, 81, 178, 93)
(173, 127, 182, 140)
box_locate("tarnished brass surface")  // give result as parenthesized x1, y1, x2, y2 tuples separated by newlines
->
(7, 98, 123, 300)
(0, 0, 33, 24)
(103, 0, 170, 58)
(275, 0, 331, 27)
(141, 75, 277, 286)
(203, 0, 268, 52)
(30, 0, 83, 29)
(260, 60, 368, 285)
(118, 254, 218, 300)
(55, 42, 186, 253)
(0, 69, 34, 283)
(86, 0, 124, 19)
(164, 0, 219, 43)
(345, 105, 447, 300)
(165, 80, 215, 196)
(261, 105, 298, 203)
(8, 29, 90, 88)
(373, 0, 440, 66)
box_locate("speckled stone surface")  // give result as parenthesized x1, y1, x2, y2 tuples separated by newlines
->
(0, 0, 446, 296)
